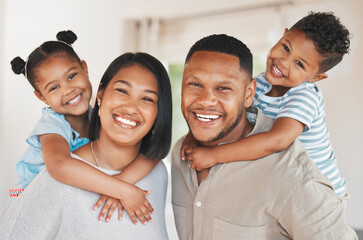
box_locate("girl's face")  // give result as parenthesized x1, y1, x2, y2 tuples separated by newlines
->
(97, 64, 159, 146)
(34, 54, 92, 117)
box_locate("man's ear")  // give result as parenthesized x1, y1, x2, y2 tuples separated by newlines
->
(34, 90, 49, 105)
(309, 73, 328, 83)
(81, 60, 88, 74)
(244, 79, 256, 108)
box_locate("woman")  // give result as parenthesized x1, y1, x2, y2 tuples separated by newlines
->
(0, 52, 172, 239)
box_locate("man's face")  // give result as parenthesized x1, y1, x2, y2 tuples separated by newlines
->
(181, 51, 255, 145)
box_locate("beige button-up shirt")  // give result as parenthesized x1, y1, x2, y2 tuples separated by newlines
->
(171, 107, 357, 240)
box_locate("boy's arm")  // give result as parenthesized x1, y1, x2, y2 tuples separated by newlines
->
(188, 117, 305, 170)
(113, 154, 159, 184)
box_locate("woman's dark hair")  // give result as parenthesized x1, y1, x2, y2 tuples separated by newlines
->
(290, 11, 351, 73)
(185, 34, 253, 80)
(89, 52, 172, 160)
(10, 30, 81, 91)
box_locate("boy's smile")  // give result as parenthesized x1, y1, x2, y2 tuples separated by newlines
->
(265, 29, 327, 97)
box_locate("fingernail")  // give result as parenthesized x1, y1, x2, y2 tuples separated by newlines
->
(99, 216, 103, 221)
(106, 218, 109, 222)
(94, 206, 98, 210)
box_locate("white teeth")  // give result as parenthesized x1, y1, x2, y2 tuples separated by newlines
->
(67, 95, 81, 104)
(115, 115, 137, 126)
(273, 65, 283, 77)
(196, 113, 220, 122)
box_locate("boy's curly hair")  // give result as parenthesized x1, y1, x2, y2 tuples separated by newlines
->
(290, 11, 351, 73)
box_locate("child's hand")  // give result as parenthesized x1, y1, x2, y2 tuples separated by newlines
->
(94, 195, 124, 222)
(186, 146, 218, 171)
(181, 131, 198, 160)
(120, 184, 154, 225)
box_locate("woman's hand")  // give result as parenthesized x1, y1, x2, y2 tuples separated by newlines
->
(94, 195, 124, 222)
(120, 184, 154, 225)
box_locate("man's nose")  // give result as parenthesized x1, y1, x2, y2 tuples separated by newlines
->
(197, 89, 218, 106)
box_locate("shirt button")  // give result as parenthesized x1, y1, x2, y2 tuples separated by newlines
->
(196, 201, 202, 207)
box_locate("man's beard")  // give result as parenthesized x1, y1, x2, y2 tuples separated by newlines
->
(192, 104, 244, 144)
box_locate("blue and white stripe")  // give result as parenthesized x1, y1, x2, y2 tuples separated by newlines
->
(253, 73, 346, 196)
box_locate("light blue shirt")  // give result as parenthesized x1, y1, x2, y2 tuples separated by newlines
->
(15, 107, 90, 189)
(253, 73, 346, 196)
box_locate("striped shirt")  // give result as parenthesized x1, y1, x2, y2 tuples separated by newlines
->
(253, 73, 346, 196)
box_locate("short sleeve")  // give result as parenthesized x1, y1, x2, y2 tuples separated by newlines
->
(277, 86, 320, 130)
(26, 107, 72, 150)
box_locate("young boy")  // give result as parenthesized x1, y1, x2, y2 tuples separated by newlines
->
(181, 11, 351, 197)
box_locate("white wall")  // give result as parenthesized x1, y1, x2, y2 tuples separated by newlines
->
(0, 0, 362, 234)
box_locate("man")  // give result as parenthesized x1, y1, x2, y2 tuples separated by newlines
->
(171, 34, 357, 239)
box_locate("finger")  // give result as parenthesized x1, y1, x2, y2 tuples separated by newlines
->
(181, 147, 186, 160)
(145, 200, 154, 214)
(141, 207, 152, 222)
(128, 211, 138, 225)
(135, 209, 147, 225)
(143, 190, 151, 196)
(190, 162, 195, 169)
(105, 202, 118, 223)
(118, 203, 124, 221)
(94, 195, 107, 210)
(99, 199, 113, 221)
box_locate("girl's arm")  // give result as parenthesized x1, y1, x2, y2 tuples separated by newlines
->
(93, 155, 159, 222)
(187, 117, 305, 170)
(40, 134, 153, 224)
(114, 154, 159, 184)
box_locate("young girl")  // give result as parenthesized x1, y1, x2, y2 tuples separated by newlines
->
(10, 30, 160, 223)
(181, 12, 350, 197)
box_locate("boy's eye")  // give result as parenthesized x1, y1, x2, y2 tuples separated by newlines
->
(282, 44, 290, 53)
(217, 86, 231, 90)
(296, 60, 304, 69)
(68, 73, 77, 81)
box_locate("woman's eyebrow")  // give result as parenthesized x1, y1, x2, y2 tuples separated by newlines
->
(114, 79, 158, 96)
(114, 79, 131, 87)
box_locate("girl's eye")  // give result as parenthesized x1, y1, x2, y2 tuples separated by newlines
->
(49, 85, 59, 92)
(296, 60, 304, 69)
(68, 73, 77, 81)
(282, 44, 290, 53)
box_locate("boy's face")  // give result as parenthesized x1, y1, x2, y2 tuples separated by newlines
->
(265, 29, 327, 92)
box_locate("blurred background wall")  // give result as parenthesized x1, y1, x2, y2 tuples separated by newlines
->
(0, 0, 362, 238)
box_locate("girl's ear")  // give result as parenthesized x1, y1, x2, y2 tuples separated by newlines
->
(244, 79, 256, 108)
(309, 73, 328, 83)
(81, 60, 88, 74)
(34, 91, 49, 105)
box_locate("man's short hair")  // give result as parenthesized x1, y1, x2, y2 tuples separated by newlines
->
(185, 34, 253, 78)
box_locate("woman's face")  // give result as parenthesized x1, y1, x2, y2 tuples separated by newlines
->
(97, 64, 159, 146)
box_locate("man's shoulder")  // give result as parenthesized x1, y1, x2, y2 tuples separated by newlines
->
(171, 135, 186, 161)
